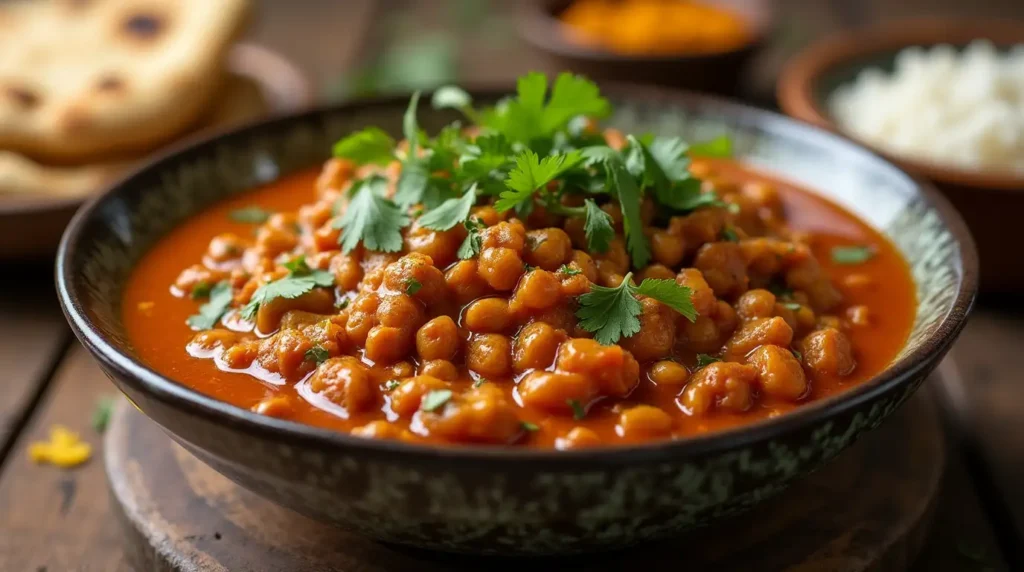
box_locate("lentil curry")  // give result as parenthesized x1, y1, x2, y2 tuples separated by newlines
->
(123, 74, 915, 449)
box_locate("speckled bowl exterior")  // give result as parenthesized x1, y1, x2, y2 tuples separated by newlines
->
(57, 86, 977, 556)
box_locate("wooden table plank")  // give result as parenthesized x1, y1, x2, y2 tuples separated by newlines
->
(0, 346, 129, 572)
(0, 262, 71, 466)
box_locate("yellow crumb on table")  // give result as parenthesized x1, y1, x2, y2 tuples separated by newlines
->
(28, 425, 91, 468)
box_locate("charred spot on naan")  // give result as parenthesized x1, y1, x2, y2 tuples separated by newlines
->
(121, 11, 169, 42)
(5, 86, 40, 110)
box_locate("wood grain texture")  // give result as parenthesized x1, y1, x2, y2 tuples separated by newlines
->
(0, 346, 129, 572)
(107, 389, 944, 572)
(0, 262, 70, 459)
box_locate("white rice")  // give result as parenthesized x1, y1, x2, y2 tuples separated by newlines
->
(829, 40, 1024, 174)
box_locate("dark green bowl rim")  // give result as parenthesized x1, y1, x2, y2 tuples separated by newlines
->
(56, 83, 978, 467)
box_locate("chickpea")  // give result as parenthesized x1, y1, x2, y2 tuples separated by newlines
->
(678, 361, 757, 415)
(513, 322, 567, 372)
(523, 228, 573, 270)
(802, 328, 856, 377)
(736, 289, 777, 320)
(252, 396, 293, 418)
(555, 427, 602, 450)
(466, 334, 513, 378)
(309, 357, 376, 413)
(517, 371, 594, 413)
(364, 325, 411, 364)
(463, 297, 512, 333)
(650, 230, 685, 267)
(510, 269, 562, 312)
(618, 406, 673, 439)
(389, 375, 448, 418)
(445, 260, 489, 304)
(419, 359, 459, 381)
(649, 360, 689, 387)
(415, 316, 460, 360)
(478, 247, 524, 291)
(747, 345, 807, 401)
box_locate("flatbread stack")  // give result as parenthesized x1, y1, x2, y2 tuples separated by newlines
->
(0, 0, 255, 197)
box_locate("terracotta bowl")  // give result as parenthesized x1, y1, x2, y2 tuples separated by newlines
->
(57, 85, 976, 555)
(778, 19, 1024, 293)
(517, 0, 771, 96)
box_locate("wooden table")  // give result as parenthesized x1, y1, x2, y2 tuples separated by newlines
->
(1, 1, 1022, 569)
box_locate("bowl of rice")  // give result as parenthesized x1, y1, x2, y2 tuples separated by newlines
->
(777, 19, 1024, 292)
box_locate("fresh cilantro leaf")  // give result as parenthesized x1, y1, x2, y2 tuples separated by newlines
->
(688, 135, 733, 158)
(721, 227, 739, 242)
(634, 279, 698, 321)
(282, 255, 311, 274)
(521, 421, 539, 432)
(695, 353, 721, 368)
(421, 389, 453, 412)
(567, 399, 586, 420)
(91, 396, 116, 433)
(558, 264, 582, 276)
(405, 278, 422, 296)
(575, 273, 643, 344)
(582, 198, 614, 253)
(583, 146, 651, 268)
(304, 345, 330, 364)
(473, 378, 487, 388)
(190, 281, 212, 300)
(229, 206, 272, 224)
(332, 127, 396, 165)
(241, 270, 335, 322)
(335, 177, 409, 253)
(831, 245, 874, 265)
(626, 135, 691, 196)
(660, 178, 724, 212)
(541, 72, 611, 135)
(418, 185, 477, 231)
(781, 302, 802, 311)
(576, 272, 697, 344)
(431, 85, 474, 113)
(458, 134, 512, 180)
(384, 379, 401, 391)
(482, 72, 609, 144)
(394, 92, 433, 207)
(187, 281, 233, 330)
(457, 217, 485, 259)
(495, 150, 583, 212)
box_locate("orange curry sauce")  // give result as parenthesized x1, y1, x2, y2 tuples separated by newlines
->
(122, 160, 915, 448)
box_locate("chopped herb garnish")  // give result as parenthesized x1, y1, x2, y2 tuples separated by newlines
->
(558, 264, 582, 276)
(567, 399, 586, 420)
(781, 302, 802, 311)
(688, 135, 733, 158)
(792, 349, 803, 361)
(576, 272, 697, 345)
(721, 227, 739, 242)
(241, 266, 334, 322)
(523, 263, 537, 272)
(418, 185, 477, 231)
(190, 281, 212, 300)
(334, 176, 409, 253)
(480, 72, 610, 144)
(582, 146, 651, 267)
(187, 281, 233, 330)
(332, 127, 396, 165)
(282, 255, 312, 274)
(229, 206, 272, 224)
(521, 421, 540, 432)
(831, 245, 874, 265)
(336, 298, 350, 310)
(384, 379, 401, 391)
(473, 378, 487, 388)
(405, 278, 422, 296)
(695, 353, 721, 368)
(91, 396, 116, 433)
(496, 150, 583, 213)
(582, 199, 615, 253)
(431, 85, 473, 112)
(421, 389, 453, 412)
(304, 345, 329, 364)
(457, 217, 486, 260)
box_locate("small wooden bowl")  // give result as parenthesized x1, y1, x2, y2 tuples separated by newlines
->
(778, 20, 1024, 292)
(518, 0, 771, 97)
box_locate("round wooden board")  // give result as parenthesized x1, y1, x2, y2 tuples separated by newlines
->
(106, 391, 945, 572)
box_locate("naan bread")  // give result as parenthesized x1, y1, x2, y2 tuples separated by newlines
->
(0, 0, 251, 163)
(0, 72, 269, 197)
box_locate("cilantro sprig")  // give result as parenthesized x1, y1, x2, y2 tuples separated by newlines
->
(241, 259, 335, 322)
(334, 177, 409, 253)
(187, 281, 233, 331)
(495, 150, 583, 213)
(576, 272, 697, 344)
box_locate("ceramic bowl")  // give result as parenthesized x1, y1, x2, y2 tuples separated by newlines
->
(57, 85, 977, 556)
(517, 0, 771, 97)
(777, 19, 1024, 292)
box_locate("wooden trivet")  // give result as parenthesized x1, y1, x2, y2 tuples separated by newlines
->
(106, 390, 944, 571)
